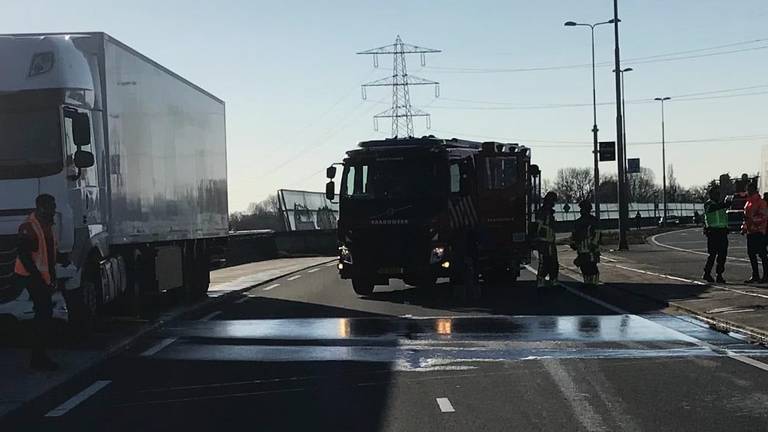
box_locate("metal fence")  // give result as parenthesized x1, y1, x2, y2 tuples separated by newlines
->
(554, 202, 704, 222)
(277, 189, 339, 231)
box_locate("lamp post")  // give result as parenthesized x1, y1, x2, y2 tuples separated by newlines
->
(564, 19, 612, 219)
(613, 67, 633, 185)
(654, 96, 671, 227)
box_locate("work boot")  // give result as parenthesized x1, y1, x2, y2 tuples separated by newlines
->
(744, 276, 761, 284)
(537, 278, 546, 289)
(30, 353, 59, 372)
(702, 273, 715, 283)
(716, 275, 726, 284)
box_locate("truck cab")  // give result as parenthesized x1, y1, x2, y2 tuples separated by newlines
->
(327, 136, 538, 296)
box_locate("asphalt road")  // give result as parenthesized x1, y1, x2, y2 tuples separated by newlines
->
(5, 260, 768, 431)
(647, 228, 755, 282)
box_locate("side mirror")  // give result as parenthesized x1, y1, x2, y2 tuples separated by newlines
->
(326, 166, 337, 179)
(325, 181, 336, 201)
(74, 149, 95, 168)
(73, 113, 91, 146)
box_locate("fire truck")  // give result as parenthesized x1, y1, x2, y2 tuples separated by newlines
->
(718, 173, 759, 232)
(325, 136, 540, 297)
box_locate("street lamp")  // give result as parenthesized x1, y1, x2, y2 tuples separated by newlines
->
(564, 18, 614, 219)
(613, 67, 633, 185)
(654, 96, 671, 227)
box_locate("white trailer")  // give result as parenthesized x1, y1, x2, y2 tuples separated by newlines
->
(0, 33, 228, 325)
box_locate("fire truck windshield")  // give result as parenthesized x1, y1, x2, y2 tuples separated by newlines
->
(342, 158, 444, 199)
(484, 157, 518, 190)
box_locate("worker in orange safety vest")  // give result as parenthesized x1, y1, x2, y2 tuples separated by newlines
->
(14, 194, 64, 371)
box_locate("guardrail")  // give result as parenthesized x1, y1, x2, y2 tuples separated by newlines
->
(226, 230, 337, 266)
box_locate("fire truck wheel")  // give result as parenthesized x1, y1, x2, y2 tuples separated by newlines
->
(352, 278, 375, 296)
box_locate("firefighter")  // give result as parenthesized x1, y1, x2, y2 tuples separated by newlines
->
(741, 183, 768, 283)
(14, 194, 62, 371)
(570, 200, 601, 286)
(534, 191, 558, 288)
(702, 186, 729, 283)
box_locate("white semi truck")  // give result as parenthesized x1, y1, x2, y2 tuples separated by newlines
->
(0, 33, 228, 325)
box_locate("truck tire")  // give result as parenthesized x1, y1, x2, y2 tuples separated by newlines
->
(457, 258, 480, 301)
(66, 258, 100, 337)
(352, 278, 374, 296)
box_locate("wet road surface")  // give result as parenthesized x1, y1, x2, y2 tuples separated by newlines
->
(5, 261, 768, 431)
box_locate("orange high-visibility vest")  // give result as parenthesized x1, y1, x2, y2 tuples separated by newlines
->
(14, 212, 57, 285)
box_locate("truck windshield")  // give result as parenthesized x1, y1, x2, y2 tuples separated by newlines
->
(0, 108, 63, 179)
(485, 157, 517, 190)
(343, 158, 443, 199)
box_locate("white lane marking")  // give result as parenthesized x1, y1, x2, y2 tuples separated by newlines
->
(45, 380, 112, 417)
(325, 262, 339, 267)
(524, 265, 627, 314)
(200, 311, 222, 321)
(234, 296, 250, 304)
(141, 338, 178, 357)
(607, 263, 768, 301)
(436, 397, 455, 413)
(524, 265, 768, 373)
(307, 268, 321, 273)
(729, 354, 768, 372)
(286, 275, 302, 281)
(263, 283, 280, 291)
(541, 359, 608, 431)
(651, 229, 750, 263)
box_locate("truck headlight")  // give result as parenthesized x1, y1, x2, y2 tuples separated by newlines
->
(430, 246, 446, 264)
(340, 246, 353, 264)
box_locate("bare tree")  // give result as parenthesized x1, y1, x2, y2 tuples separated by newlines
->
(627, 167, 658, 202)
(553, 167, 593, 203)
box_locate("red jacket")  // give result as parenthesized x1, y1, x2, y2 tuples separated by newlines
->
(742, 194, 767, 234)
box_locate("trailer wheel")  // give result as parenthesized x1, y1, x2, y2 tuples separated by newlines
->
(352, 278, 374, 296)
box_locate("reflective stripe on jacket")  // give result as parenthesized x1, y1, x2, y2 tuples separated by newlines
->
(14, 213, 56, 285)
(534, 208, 556, 243)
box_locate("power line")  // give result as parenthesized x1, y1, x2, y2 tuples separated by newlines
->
(426, 84, 768, 111)
(422, 37, 768, 74)
(431, 128, 768, 148)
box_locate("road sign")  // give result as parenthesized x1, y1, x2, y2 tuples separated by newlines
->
(599, 141, 616, 162)
(627, 158, 640, 174)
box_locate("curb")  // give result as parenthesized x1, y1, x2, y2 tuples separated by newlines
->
(0, 257, 336, 422)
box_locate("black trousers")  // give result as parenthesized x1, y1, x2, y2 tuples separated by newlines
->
(17, 276, 53, 356)
(746, 233, 768, 278)
(537, 245, 559, 281)
(704, 229, 728, 276)
(576, 253, 600, 277)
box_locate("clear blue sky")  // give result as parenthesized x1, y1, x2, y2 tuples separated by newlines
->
(3, 0, 768, 211)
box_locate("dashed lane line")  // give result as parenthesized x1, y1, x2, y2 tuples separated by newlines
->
(200, 311, 222, 321)
(436, 397, 455, 413)
(523, 265, 768, 373)
(234, 296, 250, 304)
(263, 283, 280, 291)
(286, 275, 302, 281)
(45, 380, 112, 417)
(141, 338, 178, 357)
(307, 268, 321, 273)
(325, 262, 339, 267)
